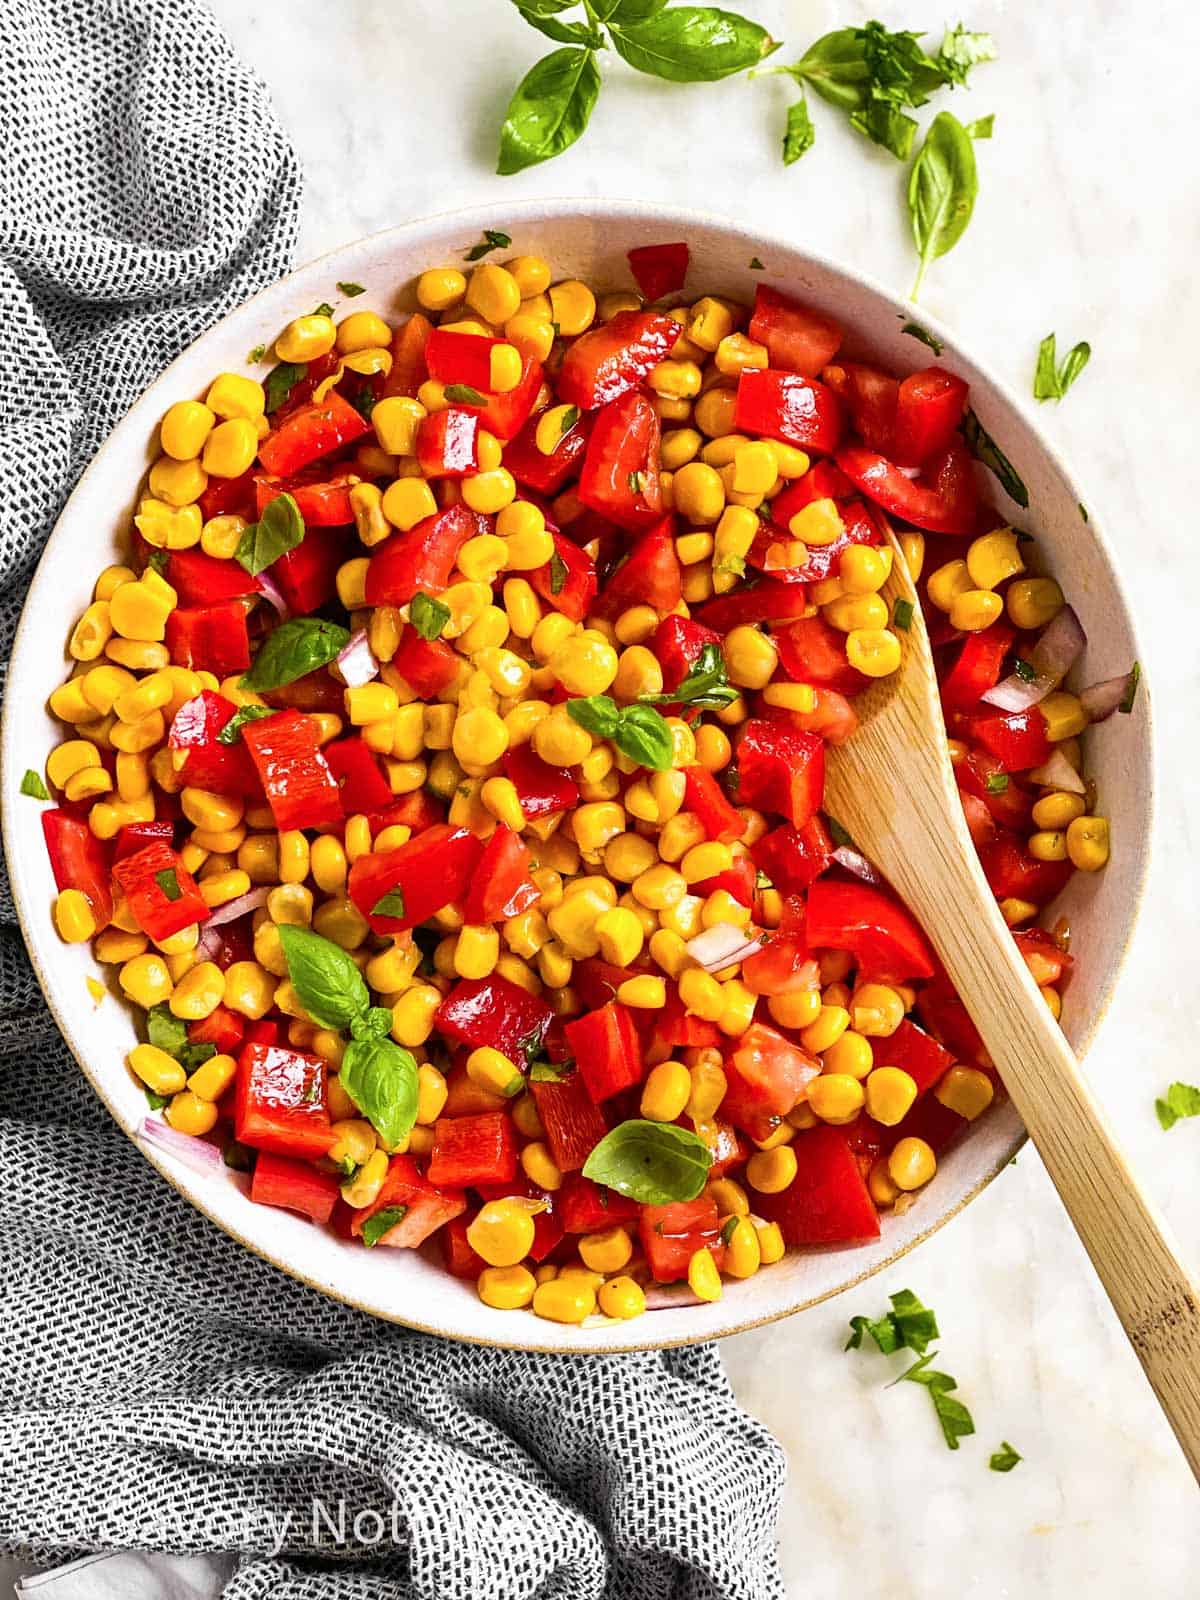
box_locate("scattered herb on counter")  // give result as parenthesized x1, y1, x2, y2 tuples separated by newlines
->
(20, 769, 49, 799)
(965, 112, 994, 138)
(782, 97, 815, 165)
(989, 1441, 1022, 1472)
(893, 1353, 976, 1449)
(908, 110, 978, 299)
(1156, 1081, 1200, 1131)
(1034, 332, 1092, 402)
(846, 1289, 939, 1355)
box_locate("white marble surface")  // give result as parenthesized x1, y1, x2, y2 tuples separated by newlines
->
(7, 0, 1200, 1593)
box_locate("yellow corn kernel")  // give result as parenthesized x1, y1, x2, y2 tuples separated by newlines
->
(800, 1005, 850, 1055)
(94, 928, 147, 964)
(862, 1065, 917, 1127)
(465, 263, 520, 325)
(221, 960, 276, 1020)
(47, 738, 103, 791)
(715, 978, 755, 1037)
(532, 1276, 596, 1324)
(1028, 830, 1068, 863)
(749, 1220, 783, 1267)
(451, 705, 509, 770)
(390, 983, 442, 1047)
(723, 624, 778, 691)
(274, 312, 335, 364)
(299, 837, 344, 899)
(949, 588, 1004, 633)
(672, 461, 726, 525)
(1039, 691, 1088, 744)
(416, 268, 466, 310)
(1066, 814, 1109, 871)
(596, 1276, 645, 1320)
(822, 1029, 874, 1080)
(844, 626, 902, 679)
(807, 1073, 865, 1125)
(715, 332, 768, 377)
(685, 1246, 722, 1302)
(868, 1158, 901, 1208)
(1006, 576, 1064, 631)
(851, 983, 907, 1038)
(197, 512, 246, 560)
(185, 1051, 238, 1104)
(1041, 984, 1062, 1019)
(147, 453, 208, 509)
(463, 1045, 521, 1101)
(312, 894, 370, 950)
(676, 840, 730, 886)
(999, 897, 1038, 927)
(635, 1058, 688, 1122)
(378, 477, 436, 534)
(839, 544, 892, 596)
(67, 599, 115, 662)
(719, 1214, 760, 1280)
(824, 592, 889, 634)
(1030, 791, 1085, 831)
(128, 1044, 186, 1096)
(342, 682, 397, 728)
(167, 961, 226, 1021)
(616, 974, 665, 1010)
(631, 863, 687, 912)
(966, 527, 1025, 591)
(514, 1140, 561, 1196)
(119, 953, 173, 1009)
(528, 708, 590, 770)
(159, 399, 215, 461)
(468, 1196, 539, 1267)
(340, 1148, 389, 1210)
(926, 558, 973, 613)
(476, 1264, 537, 1311)
(450, 925, 497, 982)
(52, 888, 96, 943)
(934, 1064, 995, 1120)
(542, 275, 594, 336)
(888, 1136, 936, 1191)
(199, 414, 256, 478)
(197, 869, 250, 911)
(107, 580, 174, 645)
(568, 1230, 633, 1284)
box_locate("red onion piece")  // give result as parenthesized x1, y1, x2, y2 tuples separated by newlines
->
(255, 571, 290, 620)
(195, 925, 223, 961)
(832, 845, 883, 885)
(1027, 749, 1087, 794)
(685, 923, 764, 974)
(1079, 670, 1136, 724)
(336, 629, 378, 688)
(981, 605, 1086, 712)
(643, 1284, 707, 1311)
(138, 1116, 226, 1177)
(206, 886, 270, 926)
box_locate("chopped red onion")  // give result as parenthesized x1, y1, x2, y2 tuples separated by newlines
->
(195, 925, 224, 961)
(336, 629, 379, 688)
(832, 845, 883, 885)
(206, 886, 270, 926)
(981, 605, 1086, 712)
(1027, 749, 1087, 794)
(255, 571, 290, 620)
(138, 1116, 226, 1177)
(1079, 670, 1137, 724)
(643, 1284, 707, 1311)
(685, 923, 764, 974)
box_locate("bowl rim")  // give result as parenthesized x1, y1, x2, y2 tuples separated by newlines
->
(1, 196, 1154, 1352)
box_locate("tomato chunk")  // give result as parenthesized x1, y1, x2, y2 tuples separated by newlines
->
(639, 1198, 725, 1282)
(748, 285, 843, 376)
(577, 390, 663, 531)
(352, 1154, 467, 1247)
(627, 241, 689, 303)
(835, 441, 977, 535)
(165, 601, 250, 677)
(565, 1001, 645, 1105)
(435, 975, 553, 1063)
(462, 823, 539, 925)
(428, 1112, 518, 1188)
(805, 878, 935, 982)
(529, 1070, 611, 1174)
(112, 840, 208, 943)
(593, 517, 681, 617)
(529, 532, 597, 622)
(557, 309, 679, 410)
(735, 717, 825, 830)
(257, 389, 372, 477)
(734, 369, 844, 454)
(250, 1151, 340, 1224)
(364, 504, 489, 605)
(42, 810, 113, 929)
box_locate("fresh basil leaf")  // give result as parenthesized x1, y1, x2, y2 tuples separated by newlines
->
(146, 548, 170, 575)
(548, 551, 568, 594)
(857, 20, 944, 105)
(1079, 503, 1089, 523)
(900, 321, 943, 355)
(340, 1034, 419, 1149)
(154, 868, 182, 902)
(892, 598, 914, 631)
(783, 96, 815, 164)
(146, 1003, 217, 1073)
(965, 113, 994, 139)
(362, 1205, 409, 1247)
(1119, 661, 1141, 714)
(613, 703, 674, 771)
(989, 1441, 1022, 1472)
(498, 48, 602, 175)
(1013, 658, 1036, 682)
(351, 1006, 394, 1042)
(962, 407, 1029, 510)
(640, 643, 737, 710)
(278, 924, 369, 1031)
(850, 98, 917, 160)
(235, 492, 306, 577)
(749, 256, 765, 270)
(985, 771, 1009, 794)
(786, 28, 869, 113)
(371, 890, 407, 921)
(936, 24, 997, 87)
(512, 0, 603, 45)
(337, 281, 366, 296)
(464, 228, 515, 261)
(557, 404, 581, 437)
(311, 302, 335, 318)
(583, 1118, 712, 1203)
(264, 361, 307, 413)
(565, 694, 622, 740)
(20, 769, 49, 799)
(908, 112, 977, 299)
(608, 7, 778, 83)
(247, 343, 267, 364)
(845, 1313, 902, 1354)
(144, 1088, 170, 1111)
(444, 383, 488, 407)
(591, 0, 670, 19)
(216, 705, 276, 745)
(1034, 332, 1091, 403)
(241, 617, 350, 692)
(1155, 1081, 1200, 1131)
(894, 1352, 975, 1449)
(410, 591, 451, 641)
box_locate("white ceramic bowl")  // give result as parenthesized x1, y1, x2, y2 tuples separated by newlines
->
(1, 199, 1152, 1351)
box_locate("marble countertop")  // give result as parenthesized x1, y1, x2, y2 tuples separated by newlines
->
(7, 0, 1199, 1593)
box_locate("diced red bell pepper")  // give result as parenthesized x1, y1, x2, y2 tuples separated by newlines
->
(893, 367, 970, 465)
(243, 1018, 281, 1048)
(835, 440, 977, 535)
(113, 819, 174, 862)
(750, 818, 833, 896)
(187, 1004, 245, 1057)
(529, 531, 597, 622)
(436, 974, 554, 1063)
(573, 958, 637, 1013)
(565, 1001, 644, 1105)
(557, 310, 679, 410)
(242, 710, 342, 832)
(503, 741, 578, 819)
(268, 525, 349, 615)
(364, 503, 488, 605)
(735, 717, 825, 830)
(41, 809, 113, 928)
(652, 614, 721, 692)
(734, 369, 844, 454)
(639, 1198, 725, 1283)
(960, 790, 999, 848)
(702, 1119, 748, 1178)
(978, 832, 1073, 905)
(427, 1111, 518, 1188)
(254, 469, 356, 527)
(869, 1018, 956, 1097)
(741, 936, 819, 998)
(888, 1093, 970, 1155)
(777, 688, 860, 747)
(462, 824, 539, 924)
(722, 1022, 821, 1128)
(424, 328, 503, 391)
(198, 468, 257, 522)
(415, 408, 479, 479)
(322, 736, 393, 815)
(775, 614, 869, 696)
(754, 497, 881, 585)
(380, 312, 434, 399)
(557, 1172, 639, 1233)
(655, 986, 723, 1050)
(805, 878, 935, 982)
(250, 1151, 340, 1224)
(113, 840, 208, 942)
(693, 579, 811, 633)
(442, 1214, 488, 1279)
(529, 1070, 611, 1173)
(168, 691, 262, 797)
(627, 241, 689, 303)
(257, 389, 372, 477)
(392, 626, 460, 695)
(768, 460, 855, 519)
(577, 390, 663, 531)
(940, 622, 1016, 712)
(956, 748, 1033, 831)
(449, 353, 543, 442)
(165, 601, 251, 677)
(593, 517, 681, 617)
(915, 969, 987, 1065)
(366, 789, 443, 837)
(749, 285, 843, 376)
(504, 408, 591, 495)
(165, 548, 259, 606)
(349, 823, 483, 933)
(683, 765, 743, 844)
(694, 855, 756, 906)
(234, 1041, 336, 1160)
(443, 1064, 509, 1118)
(967, 708, 1054, 773)
(754, 1124, 880, 1244)
(821, 362, 898, 454)
(352, 1153, 467, 1247)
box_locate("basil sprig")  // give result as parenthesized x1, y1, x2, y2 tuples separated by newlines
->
(566, 695, 673, 771)
(907, 111, 977, 299)
(235, 492, 305, 577)
(278, 926, 419, 1149)
(639, 642, 738, 711)
(216, 705, 276, 745)
(1033, 332, 1091, 403)
(583, 1118, 712, 1204)
(241, 618, 350, 692)
(410, 591, 451, 641)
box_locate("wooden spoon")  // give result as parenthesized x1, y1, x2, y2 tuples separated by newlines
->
(822, 532, 1200, 1481)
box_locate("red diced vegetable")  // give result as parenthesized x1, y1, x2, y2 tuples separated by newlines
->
(751, 818, 833, 895)
(626, 241, 689, 303)
(165, 601, 251, 677)
(168, 691, 261, 797)
(652, 614, 721, 692)
(655, 986, 722, 1050)
(805, 878, 936, 982)
(442, 1215, 488, 1279)
(565, 1001, 644, 1105)
(722, 1022, 821, 1125)
(978, 832, 1073, 905)
(735, 717, 825, 830)
(392, 627, 460, 695)
(556, 1172, 638, 1232)
(427, 1112, 518, 1188)
(380, 313, 434, 399)
(754, 1124, 880, 1244)
(269, 525, 349, 615)
(165, 548, 259, 606)
(504, 408, 591, 495)
(364, 504, 488, 605)
(940, 622, 1017, 712)
(113, 819, 174, 862)
(693, 579, 811, 633)
(322, 737, 393, 815)
(435, 973, 553, 1063)
(835, 440, 978, 535)
(112, 840, 208, 942)
(683, 765, 743, 843)
(352, 1154, 467, 1247)
(530, 1070, 611, 1173)
(776, 614, 869, 695)
(234, 1041, 336, 1161)
(821, 362, 898, 454)
(748, 285, 843, 376)
(254, 470, 357, 527)
(41, 810, 113, 929)
(242, 709, 342, 832)
(250, 1151, 340, 1224)
(892, 367, 970, 466)
(967, 707, 1054, 772)
(424, 329, 502, 390)
(187, 1004, 245, 1057)
(593, 517, 681, 617)
(502, 741, 578, 819)
(450, 353, 543, 442)
(462, 824, 538, 924)
(529, 532, 597, 622)
(734, 369, 844, 454)
(257, 389, 372, 477)
(577, 390, 663, 531)
(639, 1198, 725, 1282)
(755, 497, 881, 585)
(416, 408, 479, 479)
(557, 310, 680, 410)
(869, 1018, 956, 1097)
(348, 823, 483, 932)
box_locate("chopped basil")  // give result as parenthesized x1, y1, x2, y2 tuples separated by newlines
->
(640, 642, 738, 710)
(900, 321, 943, 356)
(749, 256, 765, 270)
(936, 23, 996, 85)
(719, 1215, 740, 1245)
(216, 705, 276, 745)
(529, 1058, 573, 1083)
(464, 229, 513, 261)
(1012, 658, 1036, 682)
(1034, 332, 1092, 402)
(846, 1289, 939, 1355)
(582, 1119, 712, 1204)
(985, 772, 1009, 794)
(337, 281, 366, 297)
(410, 591, 451, 641)
(548, 551, 569, 595)
(20, 769, 49, 799)
(892, 1352, 976, 1449)
(362, 1205, 409, 1247)
(1119, 662, 1141, 714)
(1078, 503, 1089, 523)
(146, 1004, 216, 1072)
(627, 469, 645, 494)
(144, 1087, 170, 1111)
(277, 925, 370, 1031)
(892, 598, 914, 631)
(154, 868, 182, 902)
(783, 96, 815, 164)
(247, 343, 267, 364)
(965, 113, 994, 140)
(235, 492, 306, 577)
(962, 408, 1029, 510)
(566, 695, 673, 771)
(146, 548, 170, 575)
(989, 1441, 1022, 1472)
(222, 1140, 254, 1172)
(264, 360, 308, 413)
(351, 384, 376, 420)
(1155, 1081, 1200, 1131)
(241, 617, 350, 692)
(444, 383, 488, 407)
(371, 890, 407, 920)
(311, 301, 335, 318)
(826, 816, 854, 849)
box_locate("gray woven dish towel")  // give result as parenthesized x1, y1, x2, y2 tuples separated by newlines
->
(0, 3, 788, 1595)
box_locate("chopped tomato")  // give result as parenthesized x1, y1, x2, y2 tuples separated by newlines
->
(41, 810, 113, 929)
(529, 531, 597, 622)
(626, 241, 689, 302)
(722, 1022, 821, 1125)
(577, 389, 663, 531)
(735, 716, 825, 830)
(352, 1154, 467, 1248)
(242, 710, 342, 832)
(639, 1198, 725, 1282)
(380, 312, 433, 399)
(250, 1151, 340, 1224)
(234, 1042, 336, 1161)
(557, 309, 679, 409)
(364, 504, 488, 605)
(683, 765, 743, 843)
(253, 469, 357, 527)
(748, 285, 843, 375)
(806, 878, 936, 982)
(257, 389, 372, 477)
(565, 1001, 644, 1104)
(940, 622, 1016, 711)
(967, 707, 1053, 773)
(893, 366, 969, 465)
(112, 840, 208, 943)
(835, 440, 978, 535)
(415, 408, 479, 479)
(652, 613, 721, 691)
(750, 818, 834, 895)
(462, 824, 539, 924)
(595, 517, 682, 618)
(428, 1112, 518, 1188)
(734, 368, 844, 455)
(504, 408, 591, 495)
(693, 579, 811, 633)
(776, 614, 869, 696)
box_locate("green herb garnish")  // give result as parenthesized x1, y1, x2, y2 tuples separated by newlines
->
(582, 1118, 712, 1204)
(464, 229, 513, 260)
(1155, 1082, 1200, 1131)
(749, 256, 765, 270)
(639, 642, 738, 710)
(371, 890, 407, 921)
(846, 1288, 939, 1355)
(989, 1441, 1022, 1472)
(247, 343, 267, 364)
(827, 816, 855, 849)
(154, 868, 182, 902)
(985, 772, 1009, 794)
(962, 407, 1029, 509)
(20, 770, 49, 800)
(1119, 662, 1141, 714)
(146, 1004, 217, 1072)
(362, 1205, 409, 1247)
(410, 591, 452, 641)
(783, 97, 815, 164)
(566, 695, 674, 771)
(444, 383, 488, 407)
(1012, 658, 1036, 682)
(337, 281, 367, 297)
(1034, 332, 1092, 402)
(235, 492, 306, 577)
(264, 361, 307, 413)
(900, 321, 943, 355)
(892, 1352, 976, 1450)
(216, 705, 276, 745)
(241, 617, 350, 692)
(311, 301, 335, 318)
(908, 111, 978, 299)
(965, 113, 994, 139)
(892, 598, 914, 631)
